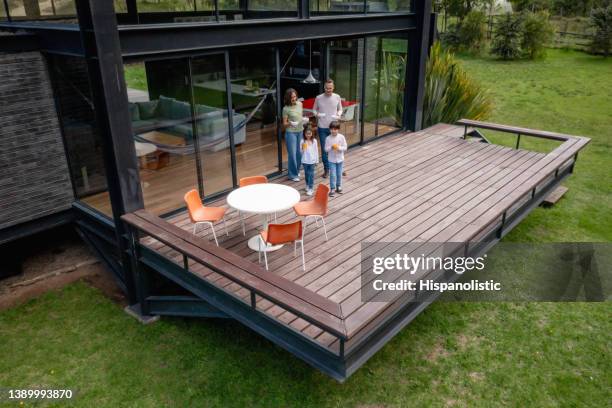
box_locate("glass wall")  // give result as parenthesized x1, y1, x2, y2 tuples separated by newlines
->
(311, 0, 411, 15)
(190, 54, 234, 196)
(4, 0, 76, 20)
(229, 47, 280, 181)
(363, 35, 408, 141)
(327, 38, 363, 146)
(125, 59, 200, 215)
(48, 54, 112, 217)
(118, 0, 298, 24)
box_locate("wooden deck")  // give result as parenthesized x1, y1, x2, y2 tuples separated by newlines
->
(138, 122, 589, 358)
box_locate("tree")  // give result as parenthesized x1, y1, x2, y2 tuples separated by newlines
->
(459, 10, 488, 52)
(589, 5, 612, 56)
(521, 11, 555, 58)
(491, 13, 524, 59)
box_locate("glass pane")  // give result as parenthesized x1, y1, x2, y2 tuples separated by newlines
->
(328, 38, 363, 146)
(125, 59, 200, 215)
(229, 47, 279, 181)
(368, 0, 411, 12)
(218, 0, 297, 21)
(135, 0, 215, 23)
(364, 35, 408, 140)
(7, 0, 76, 19)
(311, 0, 365, 15)
(191, 54, 234, 196)
(48, 55, 112, 217)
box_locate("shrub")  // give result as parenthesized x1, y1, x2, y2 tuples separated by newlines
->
(459, 10, 488, 53)
(440, 23, 463, 49)
(589, 5, 612, 56)
(423, 42, 493, 128)
(521, 11, 555, 58)
(491, 13, 524, 59)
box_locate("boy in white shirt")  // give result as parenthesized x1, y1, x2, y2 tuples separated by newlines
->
(323, 121, 347, 196)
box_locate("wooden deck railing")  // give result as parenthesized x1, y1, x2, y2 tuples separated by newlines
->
(122, 210, 348, 345)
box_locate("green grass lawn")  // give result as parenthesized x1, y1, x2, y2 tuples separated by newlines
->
(1, 49, 610, 407)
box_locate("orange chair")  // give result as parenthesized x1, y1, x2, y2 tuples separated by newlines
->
(184, 189, 228, 246)
(238, 175, 270, 235)
(258, 221, 305, 271)
(239, 175, 268, 187)
(293, 184, 329, 240)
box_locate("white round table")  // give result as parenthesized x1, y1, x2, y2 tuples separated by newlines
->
(227, 183, 301, 252)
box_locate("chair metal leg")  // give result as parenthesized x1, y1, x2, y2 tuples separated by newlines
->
(321, 216, 328, 241)
(208, 222, 219, 246)
(300, 239, 305, 271)
(193, 223, 197, 235)
(223, 217, 229, 236)
(294, 241, 297, 257)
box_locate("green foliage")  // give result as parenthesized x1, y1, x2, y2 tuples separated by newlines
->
(423, 42, 493, 127)
(511, 0, 553, 12)
(491, 13, 524, 59)
(522, 11, 555, 58)
(459, 10, 488, 52)
(589, 5, 612, 56)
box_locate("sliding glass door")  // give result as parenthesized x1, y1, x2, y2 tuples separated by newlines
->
(190, 54, 234, 196)
(327, 39, 364, 146)
(229, 47, 280, 182)
(364, 35, 408, 141)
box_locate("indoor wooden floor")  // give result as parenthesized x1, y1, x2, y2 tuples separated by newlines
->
(82, 121, 398, 216)
(139, 123, 586, 352)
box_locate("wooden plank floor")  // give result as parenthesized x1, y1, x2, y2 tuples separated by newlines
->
(142, 123, 587, 352)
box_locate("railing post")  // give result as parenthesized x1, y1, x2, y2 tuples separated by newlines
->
(496, 211, 507, 239)
(127, 225, 150, 315)
(515, 133, 521, 149)
(251, 292, 257, 309)
(183, 255, 189, 271)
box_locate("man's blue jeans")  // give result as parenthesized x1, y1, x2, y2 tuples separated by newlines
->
(285, 130, 302, 179)
(329, 161, 343, 190)
(317, 127, 330, 171)
(303, 163, 315, 190)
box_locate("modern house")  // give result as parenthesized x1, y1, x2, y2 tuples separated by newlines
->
(0, 1, 589, 381)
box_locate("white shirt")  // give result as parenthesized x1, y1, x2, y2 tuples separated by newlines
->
(300, 138, 319, 165)
(324, 133, 347, 163)
(313, 93, 343, 129)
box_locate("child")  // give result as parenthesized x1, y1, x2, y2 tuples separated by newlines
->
(300, 126, 319, 196)
(323, 121, 347, 196)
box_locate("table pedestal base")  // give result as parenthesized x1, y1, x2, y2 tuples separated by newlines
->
(247, 236, 284, 252)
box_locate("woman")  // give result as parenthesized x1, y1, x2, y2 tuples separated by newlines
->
(282, 88, 304, 181)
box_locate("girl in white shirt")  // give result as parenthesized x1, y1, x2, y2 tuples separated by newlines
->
(300, 127, 319, 196)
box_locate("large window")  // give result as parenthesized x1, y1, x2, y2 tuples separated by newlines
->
(364, 35, 408, 141)
(4, 0, 76, 20)
(125, 58, 200, 215)
(229, 47, 280, 181)
(191, 54, 234, 196)
(118, 0, 298, 24)
(48, 54, 112, 217)
(311, 0, 411, 15)
(328, 38, 364, 146)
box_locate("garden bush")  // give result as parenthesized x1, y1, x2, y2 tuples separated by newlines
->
(589, 5, 612, 56)
(491, 13, 524, 59)
(522, 11, 555, 58)
(423, 42, 493, 128)
(459, 10, 488, 53)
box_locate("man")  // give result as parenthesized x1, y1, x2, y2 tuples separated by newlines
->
(313, 79, 344, 178)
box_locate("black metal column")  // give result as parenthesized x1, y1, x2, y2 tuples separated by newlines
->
(74, 0, 145, 305)
(404, 0, 432, 131)
(125, 0, 139, 24)
(299, 0, 310, 19)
